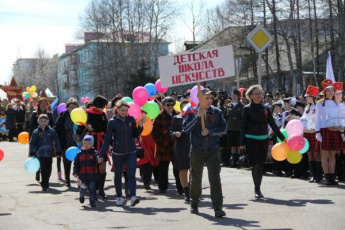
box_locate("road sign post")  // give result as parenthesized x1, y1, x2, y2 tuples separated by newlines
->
(246, 25, 273, 85)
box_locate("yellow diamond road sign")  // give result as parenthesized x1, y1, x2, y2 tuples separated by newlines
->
(247, 25, 273, 53)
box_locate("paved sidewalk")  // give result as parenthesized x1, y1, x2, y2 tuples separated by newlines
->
(0, 141, 345, 230)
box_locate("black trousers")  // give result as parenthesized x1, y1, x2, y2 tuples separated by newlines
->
(38, 157, 53, 189)
(63, 157, 72, 183)
(8, 129, 15, 141)
(141, 163, 153, 185)
(15, 123, 24, 137)
(158, 160, 182, 191)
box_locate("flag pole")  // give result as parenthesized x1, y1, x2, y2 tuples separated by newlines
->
(197, 82, 205, 130)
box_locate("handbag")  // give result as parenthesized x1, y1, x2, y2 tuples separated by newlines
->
(136, 138, 144, 159)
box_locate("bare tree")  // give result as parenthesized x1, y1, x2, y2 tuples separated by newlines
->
(182, 0, 205, 47)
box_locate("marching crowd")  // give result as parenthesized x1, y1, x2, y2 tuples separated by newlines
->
(1, 78, 345, 218)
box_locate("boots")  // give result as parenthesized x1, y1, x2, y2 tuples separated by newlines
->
(230, 153, 239, 168)
(124, 182, 130, 197)
(98, 173, 108, 199)
(324, 174, 332, 186)
(315, 162, 322, 183)
(183, 186, 190, 202)
(252, 163, 264, 199)
(35, 171, 40, 182)
(330, 174, 338, 185)
(308, 161, 315, 183)
(58, 171, 63, 180)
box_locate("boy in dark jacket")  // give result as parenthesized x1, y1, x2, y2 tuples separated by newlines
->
(73, 135, 99, 207)
(29, 114, 61, 191)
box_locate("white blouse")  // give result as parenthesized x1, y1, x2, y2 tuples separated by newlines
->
(315, 100, 340, 131)
(301, 104, 316, 130)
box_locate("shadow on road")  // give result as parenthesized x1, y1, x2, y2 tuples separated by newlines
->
(251, 198, 334, 207)
(197, 212, 260, 228)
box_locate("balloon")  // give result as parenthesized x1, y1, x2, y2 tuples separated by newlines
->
(25, 93, 30, 98)
(57, 103, 67, 114)
(144, 83, 157, 97)
(18, 132, 29, 144)
(24, 157, 40, 173)
(65, 146, 81, 161)
(174, 101, 181, 112)
(32, 92, 38, 98)
(0, 149, 4, 162)
(286, 119, 304, 137)
(271, 142, 289, 161)
(155, 79, 168, 93)
(287, 135, 305, 151)
(29, 89, 34, 94)
(142, 101, 160, 119)
(132, 86, 149, 106)
(299, 138, 310, 154)
(277, 129, 288, 143)
(128, 102, 142, 120)
(190, 85, 204, 105)
(22, 92, 26, 96)
(122, 97, 134, 103)
(31, 85, 37, 92)
(81, 97, 86, 103)
(26, 87, 30, 93)
(85, 97, 90, 102)
(71, 108, 87, 125)
(287, 151, 302, 164)
(136, 114, 153, 136)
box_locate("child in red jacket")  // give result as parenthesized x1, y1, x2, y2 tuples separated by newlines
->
(73, 135, 98, 207)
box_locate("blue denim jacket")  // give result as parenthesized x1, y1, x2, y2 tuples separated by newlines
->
(29, 126, 61, 158)
(99, 115, 143, 157)
(183, 105, 227, 153)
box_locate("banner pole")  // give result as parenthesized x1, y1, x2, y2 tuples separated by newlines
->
(197, 82, 205, 130)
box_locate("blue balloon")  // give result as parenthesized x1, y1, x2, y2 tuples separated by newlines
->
(144, 83, 157, 97)
(24, 157, 40, 173)
(66, 147, 81, 161)
(299, 138, 309, 154)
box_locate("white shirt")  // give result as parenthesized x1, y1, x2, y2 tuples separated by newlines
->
(301, 104, 316, 130)
(315, 100, 340, 131)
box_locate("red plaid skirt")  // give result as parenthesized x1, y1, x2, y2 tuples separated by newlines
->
(303, 133, 320, 152)
(320, 128, 342, 151)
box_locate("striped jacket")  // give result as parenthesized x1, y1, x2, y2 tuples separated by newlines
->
(73, 148, 99, 182)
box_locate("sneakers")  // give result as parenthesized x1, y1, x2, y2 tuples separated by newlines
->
(116, 197, 124, 206)
(130, 196, 140, 206)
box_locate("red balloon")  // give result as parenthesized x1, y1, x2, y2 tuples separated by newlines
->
(0, 149, 4, 162)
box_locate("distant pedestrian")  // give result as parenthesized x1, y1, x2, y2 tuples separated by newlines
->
(5, 103, 16, 142)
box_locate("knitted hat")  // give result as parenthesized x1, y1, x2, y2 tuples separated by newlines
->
(83, 135, 94, 146)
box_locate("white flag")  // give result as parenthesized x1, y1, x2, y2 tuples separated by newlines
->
(326, 51, 335, 82)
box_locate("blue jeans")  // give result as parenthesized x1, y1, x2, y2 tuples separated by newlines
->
(112, 152, 137, 197)
(80, 180, 96, 203)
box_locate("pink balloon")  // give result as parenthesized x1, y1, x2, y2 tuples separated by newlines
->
(132, 87, 149, 106)
(81, 97, 86, 103)
(128, 102, 142, 120)
(155, 79, 168, 93)
(287, 135, 305, 151)
(85, 97, 90, 102)
(190, 85, 204, 105)
(286, 119, 304, 137)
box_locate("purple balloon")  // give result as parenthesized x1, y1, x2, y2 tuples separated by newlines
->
(190, 85, 204, 105)
(57, 103, 67, 114)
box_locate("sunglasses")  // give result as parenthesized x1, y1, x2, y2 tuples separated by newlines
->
(165, 103, 175, 107)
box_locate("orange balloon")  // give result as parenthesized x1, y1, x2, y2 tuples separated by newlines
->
(136, 115, 153, 136)
(18, 132, 30, 144)
(271, 142, 289, 161)
(26, 87, 31, 93)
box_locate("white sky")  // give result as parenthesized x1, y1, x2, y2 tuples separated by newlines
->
(0, 0, 224, 87)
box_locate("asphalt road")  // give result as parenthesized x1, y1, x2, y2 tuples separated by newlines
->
(1, 141, 345, 230)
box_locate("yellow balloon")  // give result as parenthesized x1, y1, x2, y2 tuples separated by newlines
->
(29, 89, 34, 94)
(174, 101, 181, 112)
(31, 86, 37, 92)
(70, 108, 87, 125)
(287, 150, 302, 164)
